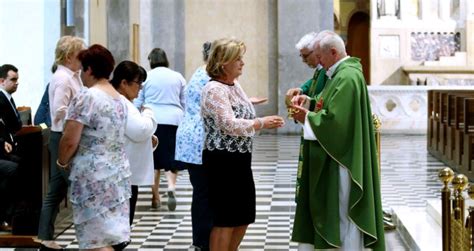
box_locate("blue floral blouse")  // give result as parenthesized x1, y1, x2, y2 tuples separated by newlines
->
(175, 66, 210, 165)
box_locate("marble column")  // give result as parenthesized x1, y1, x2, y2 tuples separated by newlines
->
(399, 0, 418, 20)
(107, 0, 130, 64)
(371, 0, 378, 21)
(467, 0, 474, 20)
(277, 0, 333, 134)
(139, 0, 153, 69)
(150, 0, 185, 75)
(89, 0, 107, 46)
(466, 0, 474, 66)
(419, 0, 435, 20)
(72, 0, 86, 39)
(438, 0, 451, 20)
(460, 0, 467, 22)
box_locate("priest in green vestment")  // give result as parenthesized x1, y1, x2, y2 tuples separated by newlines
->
(286, 32, 327, 102)
(286, 32, 328, 204)
(290, 31, 385, 251)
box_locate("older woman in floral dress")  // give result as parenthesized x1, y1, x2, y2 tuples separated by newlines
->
(57, 44, 131, 250)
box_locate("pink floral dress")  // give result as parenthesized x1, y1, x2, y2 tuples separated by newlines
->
(66, 87, 131, 249)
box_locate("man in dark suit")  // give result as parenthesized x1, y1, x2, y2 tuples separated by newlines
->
(0, 119, 19, 231)
(0, 64, 22, 136)
(0, 64, 22, 232)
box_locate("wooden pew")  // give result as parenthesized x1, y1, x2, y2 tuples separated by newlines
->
(438, 92, 450, 156)
(0, 126, 48, 247)
(445, 92, 474, 165)
(428, 90, 474, 181)
(449, 94, 474, 168)
(428, 90, 435, 150)
(462, 98, 474, 179)
(430, 91, 442, 152)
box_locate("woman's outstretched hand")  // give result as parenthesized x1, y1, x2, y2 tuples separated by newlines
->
(249, 97, 268, 105)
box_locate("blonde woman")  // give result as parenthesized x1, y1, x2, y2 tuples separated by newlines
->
(201, 38, 284, 250)
(37, 35, 85, 251)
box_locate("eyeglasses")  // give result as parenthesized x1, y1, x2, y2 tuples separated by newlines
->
(300, 50, 313, 60)
(130, 80, 143, 89)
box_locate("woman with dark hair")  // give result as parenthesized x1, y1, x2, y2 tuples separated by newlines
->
(148, 48, 169, 68)
(57, 44, 131, 250)
(134, 48, 186, 212)
(111, 61, 157, 225)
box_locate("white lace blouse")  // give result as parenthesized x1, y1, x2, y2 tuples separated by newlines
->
(201, 80, 256, 153)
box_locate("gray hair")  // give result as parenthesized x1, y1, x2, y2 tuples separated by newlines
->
(314, 30, 336, 45)
(202, 41, 212, 62)
(295, 32, 318, 50)
(319, 32, 346, 56)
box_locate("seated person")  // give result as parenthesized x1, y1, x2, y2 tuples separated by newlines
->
(0, 119, 19, 231)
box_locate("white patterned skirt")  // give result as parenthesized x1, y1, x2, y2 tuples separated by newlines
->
(74, 201, 130, 249)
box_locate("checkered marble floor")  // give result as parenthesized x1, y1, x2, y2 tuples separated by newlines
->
(49, 134, 443, 250)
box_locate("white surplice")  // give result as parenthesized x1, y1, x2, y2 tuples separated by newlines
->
(297, 113, 365, 251)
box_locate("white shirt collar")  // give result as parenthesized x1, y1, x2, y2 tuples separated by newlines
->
(57, 65, 81, 77)
(0, 88, 12, 100)
(326, 56, 350, 79)
(316, 64, 323, 70)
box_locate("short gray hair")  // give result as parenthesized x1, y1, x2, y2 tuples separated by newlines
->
(319, 32, 346, 55)
(314, 30, 336, 45)
(295, 32, 318, 50)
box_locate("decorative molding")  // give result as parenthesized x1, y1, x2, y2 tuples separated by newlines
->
(368, 86, 474, 134)
(410, 32, 461, 61)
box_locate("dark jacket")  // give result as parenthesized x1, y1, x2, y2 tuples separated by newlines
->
(0, 91, 22, 135)
(33, 84, 51, 127)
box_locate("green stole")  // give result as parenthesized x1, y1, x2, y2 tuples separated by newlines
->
(292, 57, 385, 250)
(295, 67, 327, 201)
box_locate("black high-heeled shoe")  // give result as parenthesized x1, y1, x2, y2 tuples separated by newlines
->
(39, 243, 64, 251)
(112, 240, 131, 251)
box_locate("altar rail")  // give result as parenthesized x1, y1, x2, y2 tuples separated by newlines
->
(438, 168, 474, 251)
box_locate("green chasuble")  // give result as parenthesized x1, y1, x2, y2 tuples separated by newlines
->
(299, 67, 326, 97)
(295, 68, 327, 201)
(291, 57, 385, 251)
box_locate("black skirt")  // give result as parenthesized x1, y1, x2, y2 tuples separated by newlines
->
(203, 149, 255, 227)
(153, 124, 186, 171)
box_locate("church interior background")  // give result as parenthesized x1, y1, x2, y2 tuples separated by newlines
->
(1, 0, 473, 250)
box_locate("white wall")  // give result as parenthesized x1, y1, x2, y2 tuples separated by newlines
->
(0, 0, 60, 120)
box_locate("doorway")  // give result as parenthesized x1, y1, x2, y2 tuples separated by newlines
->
(346, 11, 370, 84)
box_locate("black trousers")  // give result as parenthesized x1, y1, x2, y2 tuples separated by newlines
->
(188, 163, 212, 250)
(129, 185, 138, 226)
(0, 158, 19, 223)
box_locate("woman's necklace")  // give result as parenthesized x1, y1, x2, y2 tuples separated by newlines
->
(212, 78, 234, 86)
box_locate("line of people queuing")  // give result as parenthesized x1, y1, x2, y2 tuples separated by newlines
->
(0, 30, 386, 251)
(0, 36, 284, 251)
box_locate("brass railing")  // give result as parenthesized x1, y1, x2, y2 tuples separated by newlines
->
(439, 167, 474, 251)
(373, 114, 396, 230)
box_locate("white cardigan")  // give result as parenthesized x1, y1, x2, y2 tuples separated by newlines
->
(124, 98, 157, 186)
